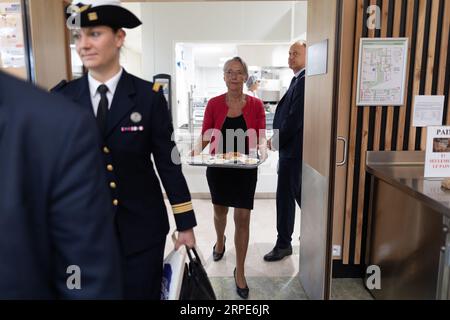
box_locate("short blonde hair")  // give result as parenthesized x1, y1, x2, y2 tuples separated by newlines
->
(223, 56, 249, 79)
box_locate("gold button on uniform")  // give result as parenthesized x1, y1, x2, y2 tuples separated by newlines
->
(103, 146, 110, 154)
(110, 182, 117, 189)
(113, 199, 119, 206)
(107, 164, 114, 172)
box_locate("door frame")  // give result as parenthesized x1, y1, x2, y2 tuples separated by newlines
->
(299, 0, 343, 300)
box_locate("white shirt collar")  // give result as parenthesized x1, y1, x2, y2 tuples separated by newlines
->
(295, 68, 306, 78)
(88, 68, 123, 99)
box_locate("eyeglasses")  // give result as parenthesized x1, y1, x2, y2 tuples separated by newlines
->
(225, 70, 245, 78)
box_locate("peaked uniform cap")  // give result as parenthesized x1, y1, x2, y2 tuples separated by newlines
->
(67, 0, 142, 29)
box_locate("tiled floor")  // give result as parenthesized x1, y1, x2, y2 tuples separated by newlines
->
(210, 276, 308, 300)
(164, 199, 372, 300)
(331, 279, 374, 300)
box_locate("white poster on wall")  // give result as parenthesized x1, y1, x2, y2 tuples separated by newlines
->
(413, 95, 445, 127)
(356, 38, 409, 106)
(425, 126, 450, 178)
(0, 2, 25, 69)
(307, 39, 328, 76)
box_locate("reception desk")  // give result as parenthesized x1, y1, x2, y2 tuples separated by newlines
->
(366, 151, 450, 300)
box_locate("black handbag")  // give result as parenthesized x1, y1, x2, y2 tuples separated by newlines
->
(179, 246, 217, 300)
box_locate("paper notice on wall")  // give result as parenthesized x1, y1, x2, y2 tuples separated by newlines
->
(413, 95, 445, 127)
(425, 126, 450, 178)
(0, 2, 25, 69)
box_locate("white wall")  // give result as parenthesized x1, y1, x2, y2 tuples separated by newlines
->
(237, 44, 291, 67)
(293, 1, 307, 41)
(121, 3, 143, 76)
(140, 1, 307, 79)
(195, 67, 226, 98)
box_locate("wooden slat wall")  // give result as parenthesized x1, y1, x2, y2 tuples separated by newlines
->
(332, 0, 356, 258)
(342, 0, 450, 265)
(343, 0, 365, 265)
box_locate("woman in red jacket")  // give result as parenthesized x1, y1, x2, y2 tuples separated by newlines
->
(193, 57, 267, 299)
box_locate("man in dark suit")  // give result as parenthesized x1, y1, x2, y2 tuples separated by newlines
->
(264, 41, 306, 262)
(0, 71, 122, 299)
(52, 1, 197, 299)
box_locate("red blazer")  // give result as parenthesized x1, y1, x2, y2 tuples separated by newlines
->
(201, 94, 266, 155)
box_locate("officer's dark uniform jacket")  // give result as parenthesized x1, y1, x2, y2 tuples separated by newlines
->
(52, 70, 197, 255)
(0, 71, 122, 299)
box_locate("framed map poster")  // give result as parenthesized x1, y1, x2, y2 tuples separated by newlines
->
(356, 38, 408, 106)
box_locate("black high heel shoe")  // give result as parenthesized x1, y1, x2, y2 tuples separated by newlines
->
(213, 236, 226, 262)
(234, 268, 249, 299)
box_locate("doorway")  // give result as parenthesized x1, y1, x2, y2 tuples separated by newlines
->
(61, 0, 370, 300)
(113, 0, 336, 300)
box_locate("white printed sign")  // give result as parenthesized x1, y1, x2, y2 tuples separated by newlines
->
(0, 2, 25, 69)
(413, 95, 445, 127)
(425, 126, 450, 178)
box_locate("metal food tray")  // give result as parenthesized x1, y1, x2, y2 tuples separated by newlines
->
(186, 155, 265, 169)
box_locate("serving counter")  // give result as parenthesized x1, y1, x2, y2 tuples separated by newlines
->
(366, 151, 450, 300)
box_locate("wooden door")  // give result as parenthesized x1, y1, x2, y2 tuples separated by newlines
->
(300, 0, 342, 299)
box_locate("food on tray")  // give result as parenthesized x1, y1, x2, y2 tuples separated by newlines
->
(442, 179, 450, 190)
(223, 152, 242, 160)
(244, 158, 259, 165)
(189, 153, 259, 167)
(214, 158, 226, 164)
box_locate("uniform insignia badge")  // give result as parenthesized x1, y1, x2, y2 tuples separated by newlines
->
(78, 5, 91, 13)
(130, 112, 142, 123)
(121, 126, 144, 132)
(68, 4, 91, 15)
(153, 83, 162, 92)
(88, 12, 98, 21)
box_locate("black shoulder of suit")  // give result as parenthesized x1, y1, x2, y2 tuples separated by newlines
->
(50, 80, 68, 92)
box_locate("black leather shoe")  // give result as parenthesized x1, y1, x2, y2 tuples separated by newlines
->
(213, 236, 226, 262)
(234, 268, 249, 299)
(263, 246, 292, 262)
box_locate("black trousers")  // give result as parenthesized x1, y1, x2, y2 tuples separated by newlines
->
(276, 158, 301, 249)
(123, 239, 166, 300)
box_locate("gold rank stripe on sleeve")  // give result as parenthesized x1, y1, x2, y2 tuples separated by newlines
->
(152, 83, 161, 92)
(172, 201, 193, 215)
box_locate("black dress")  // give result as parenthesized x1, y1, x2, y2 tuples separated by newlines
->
(206, 115, 258, 210)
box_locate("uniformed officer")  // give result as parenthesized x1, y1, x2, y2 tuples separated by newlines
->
(0, 71, 122, 299)
(52, 0, 197, 300)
